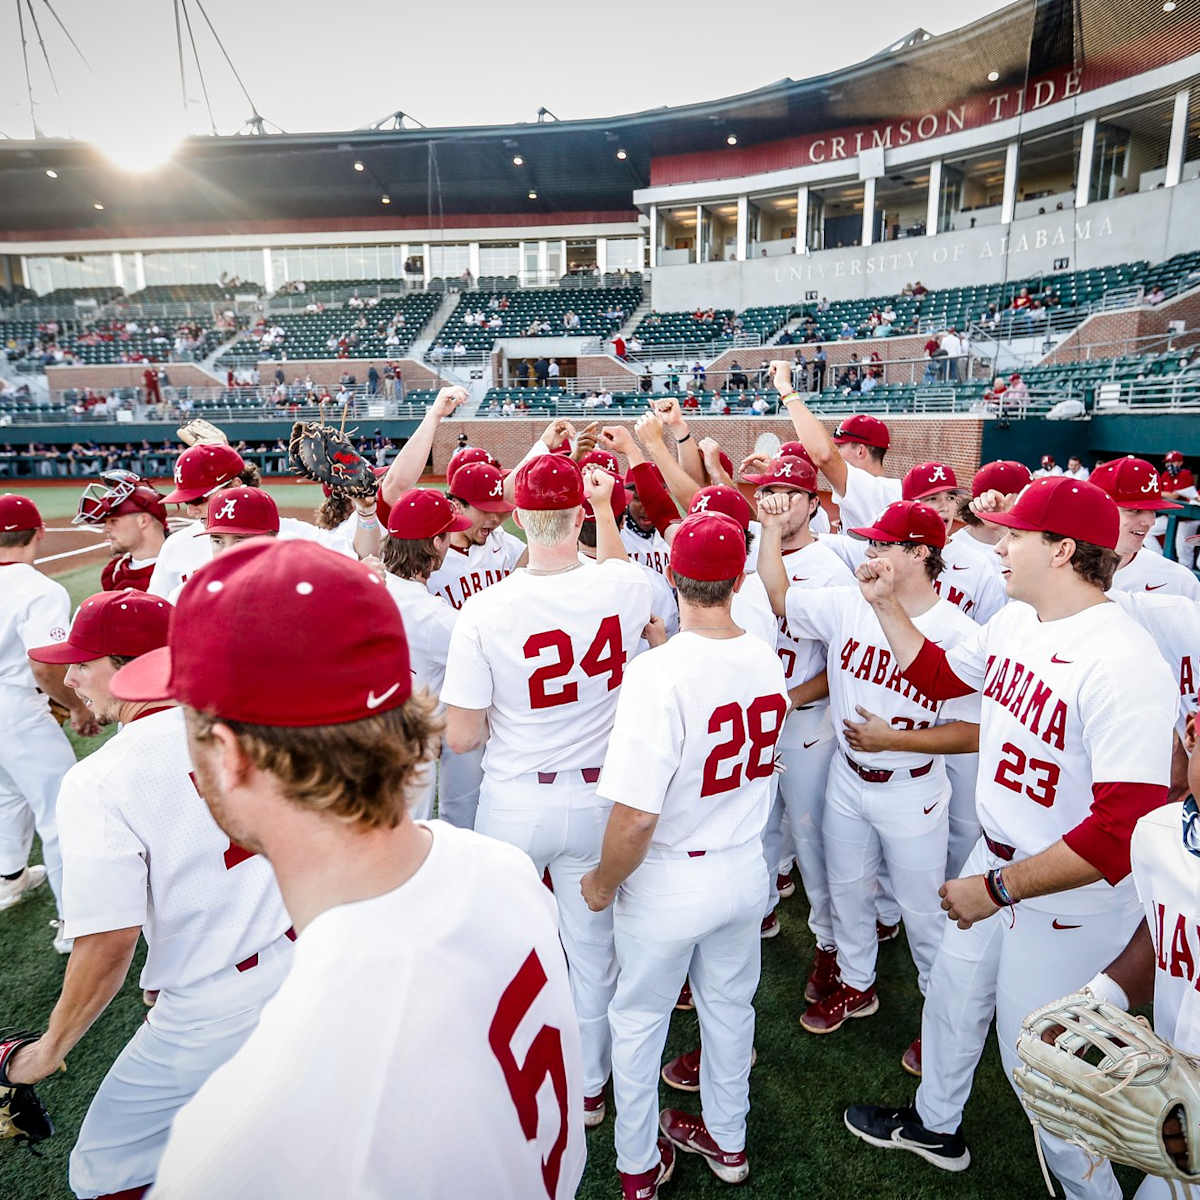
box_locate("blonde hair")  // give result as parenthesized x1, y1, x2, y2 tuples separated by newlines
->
(518, 507, 578, 546)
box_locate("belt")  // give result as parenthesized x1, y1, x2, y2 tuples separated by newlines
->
(236, 926, 296, 973)
(984, 833, 1016, 861)
(843, 753, 934, 784)
(537, 767, 602, 785)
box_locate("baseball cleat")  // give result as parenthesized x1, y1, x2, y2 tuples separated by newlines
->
(800, 983, 879, 1034)
(583, 1092, 607, 1128)
(675, 980, 694, 1011)
(0, 865, 47, 912)
(804, 945, 840, 1004)
(619, 1137, 675, 1199)
(760, 911, 780, 940)
(661, 1047, 757, 1094)
(659, 1108, 749, 1184)
(843, 1104, 970, 1172)
(901, 1037, 922, 1078)
(876, 920, 901, 943)
(776, 872, 796, 900)
(49, 919, 73, 955)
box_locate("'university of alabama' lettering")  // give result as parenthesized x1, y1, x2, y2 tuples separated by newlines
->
(438, 568, 514, 610)
(837, 637, 938, 712)
(932, 580, 974, 615)
(981, 655, 1068, 750)
(628, 548, 669, 576)
(1152, 902, 1200, 990)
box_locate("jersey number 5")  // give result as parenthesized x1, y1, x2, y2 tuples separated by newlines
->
(524, 615, 625, 710)
(701, 695, 789, 798)
(489, 949, 570, 1199)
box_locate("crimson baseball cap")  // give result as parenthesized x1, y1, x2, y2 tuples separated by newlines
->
(1041, 455, 1056, 467)
(902, 462, 960, 501)
(972, 460, 1031, 498)
(0, 494, 42, 532)
(1165, 450, 1185, 466)
(582, 472, 628, 521)
(1089, 456, 1181, 512)
(164, 444, 245, 504)
(197, 486, 280, 537)
(779, 441, 816, 468)
(514, 455, 584, 511)
(981, 476, 1119, 549)
(743, 455, 819, 493)
(850, 500, 947, 548)
(446, 446, 500, 486)
(448, 462, 513, 513)
(832, 414, 890, 450)
(387, 488, 473, 538)
(111, 540, 412, 726)
(689, 485, 754, 530)
(28, 590, 172, 665)
(669, 512, 747, 581)
(624, 462, 664, 494)
(579, 449, 620, 476)
(711, 450, 735, 480)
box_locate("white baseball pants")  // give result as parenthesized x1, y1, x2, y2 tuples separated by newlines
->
(475, 772, 615, 1099)
(945, 752, 981, 879)
(916, 837, 1143, 1200)
(823, 753, 949, 994)
(69, 932, 294, 1198)
(437, 742, 483, 828)
(609, 839, 767, 1174)
(0, 699, 76, 915)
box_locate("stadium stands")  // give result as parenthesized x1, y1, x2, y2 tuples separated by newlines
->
(634, 308, 736, 347)
(123, 283, 262, 304)
(33, 286, 125, 305)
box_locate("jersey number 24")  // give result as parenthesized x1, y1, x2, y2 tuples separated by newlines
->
(524, 615, 625, 709)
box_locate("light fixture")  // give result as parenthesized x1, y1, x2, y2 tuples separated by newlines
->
(1163, 1, 1176, 10)
(93, 201, 104, 210)
(381, 194, 391, 205)
(512, 154, 524, 166)
(726, 134, 738, 146)
(45, 168, 58, 179)
(353, 160, 365, 171)
(616, 148, 627, 160)
(987, 70, 1000, 81)
(528, 190, 538, 200)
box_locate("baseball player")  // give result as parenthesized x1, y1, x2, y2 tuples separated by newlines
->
(442, 454, 654, 1129)
(73, 471, 168, 591)
(1089, 456, 1200, 599)
(620, 467, 672, 575)
(0, 494, 95, 939)
(11, 589, 293, 1199)
(949, 460, 1032, 571)
(112, 539, 585, 1200)
(757, 497, 980, 1049)
(844, 476, 1175, 1200)
(1034, 455, 1064, 478)
(1153, 449, 1198, 564)
(381, 488, 471, 820)
(582, 511, 789, 1194)
(376, 386, 472, 508)
(196, 486, 280, 556)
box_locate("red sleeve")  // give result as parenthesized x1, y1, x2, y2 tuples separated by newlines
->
(1062, 782, 1169, 886)
(900, 637, 975, 701)
(629, 462, 681, 538)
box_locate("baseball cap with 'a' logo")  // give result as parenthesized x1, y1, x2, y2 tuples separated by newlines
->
(196, 486, 280, 537)
(448, 462, 513, 513)
(1088, 456, 1182, 512)
(164, 444, 245, 504)
(902, 462, 960, 501)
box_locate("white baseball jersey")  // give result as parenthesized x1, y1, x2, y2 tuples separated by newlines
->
(576, 552, 677, 646)
(1132, 803, 1200, 1052)
(730, 570, 778, 649)
(150, 821, 586, 1200)
(1112, 547, 1200, 600)
(784, 587, 980, 770)
(384, 574, 457, 698)
(0, 562, 69, 714)
(147, 521, 210, 598)
(277, 516, 355, 558)
(427, 529, 526, 611)
(949, 526, 1005, 576)
(934, 536, 1009, 623)
(774, 542, 856, 749)
(441, 561, 652, 782)
(598, 632, 789, 853)
(620, 524, 671, 576)
(833, 463, 902, 530)
(942, 600, 1176, 911)
(56, 707, 291, 991)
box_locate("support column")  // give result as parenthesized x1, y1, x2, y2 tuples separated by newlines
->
(1001, 140, 1020, 225)
(1166, 88, 1191, 188)
(262, 247, 274, 294)
(596, 237, 607, 275)
(468, 242, 481, 282)
(926, 159, 942, 236)
(649, 205, 658, 268)
(422, 244, 431, 285)
(112, 251, 124, 291)
(695, 203, 704, 263)
(795, 187, 808, 254)
(736, 195, 748, 261)
(861, 177, 876, 247)
(1075, 116, 1097, 208)
(133, 253, 146, 292)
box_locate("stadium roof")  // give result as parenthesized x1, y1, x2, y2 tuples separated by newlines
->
(0, 0, 1182, 239)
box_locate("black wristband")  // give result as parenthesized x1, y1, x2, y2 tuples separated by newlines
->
(676, 433, 691, 443)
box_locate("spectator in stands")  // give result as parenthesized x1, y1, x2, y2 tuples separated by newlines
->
(547, 359, 560, 383)
(534, 356, 550, 386)
(728, 360, 749, 390)
(792, 352, 808, 392)
(912, 281, 927, 297)
(513, 359, 529, 387)
(501, 397, 516, 416)
(812, 345, 827, 390)
(1010, 286, 1032, 313)
(143, 367, 163, 407)
(628, 335, 643, 356)
(818, 296, 830, 312)
(1147, 284, 1166, 305)
(613, 334, 627, 360)
(639, 373, 653, 393)
(666, 365, 680, 392)
(1006, 371, 1029, 401)
(838, 319, 855, 340)
(453, 340, 467, 358)
(939, 327, 964, 382)
(860, 372, 878, 395)
(691, 362, 706, 386)
(875, 316, 894, 337)
(1034, 454, 1063, 478)
(1064, 455, 1090, 480)
(682, 392, 699, 410)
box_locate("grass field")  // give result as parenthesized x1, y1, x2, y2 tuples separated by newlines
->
(0, 479, 1142, 1198)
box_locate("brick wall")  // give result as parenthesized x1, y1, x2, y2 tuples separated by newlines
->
(1045, 286, 1200, 363)
(253, 357, 451, 391)
(46, 363, 220, 392)
(705, 334, 935, 387)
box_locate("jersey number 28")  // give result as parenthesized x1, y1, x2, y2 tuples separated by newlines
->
(524, 615, 625, 709)
(701, 695, 789, 798)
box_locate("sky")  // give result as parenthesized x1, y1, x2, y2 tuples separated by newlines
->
(1, 0, 1009, 157)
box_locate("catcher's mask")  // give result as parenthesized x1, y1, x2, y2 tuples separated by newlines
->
(73, 470, 142, 525)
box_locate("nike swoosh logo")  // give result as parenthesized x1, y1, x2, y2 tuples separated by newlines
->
(365, 682, 401, 710)
(950, 565, 969, 571)
(803, 739, 820, 749)
(791, 576, 809, 582)
(1145, 583, 1165, 591)
(1051, 919, 1081, 930)
(923, 803, 937, 815)
(1050, 654, 1072, 664)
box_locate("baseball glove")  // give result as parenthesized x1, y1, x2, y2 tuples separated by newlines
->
(46, 697, 70, 726)
(288, 422, 378, 498)
(177, 418, 228, 447)
(1013, 992, 1200, 1189)
(0, 1034, 54, 1152)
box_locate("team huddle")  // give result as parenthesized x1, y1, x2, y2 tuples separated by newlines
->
(2, 359, 1199, 1199)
